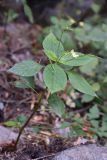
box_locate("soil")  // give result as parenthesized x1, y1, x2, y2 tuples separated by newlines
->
(0, 134, 77, 160)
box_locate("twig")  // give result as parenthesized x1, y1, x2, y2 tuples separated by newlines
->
(73, 106, 90, 114)
(14, 92, 44, 149)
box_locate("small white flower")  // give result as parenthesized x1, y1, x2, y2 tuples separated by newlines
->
(71, 50, 79, 58)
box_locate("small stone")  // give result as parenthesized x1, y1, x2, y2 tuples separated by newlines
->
(0, 102, 4, 110)
(0, 126, 18, 145)
(54, 144, 107, 160)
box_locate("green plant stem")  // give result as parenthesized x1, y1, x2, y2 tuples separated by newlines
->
(14, 92, 44, 149)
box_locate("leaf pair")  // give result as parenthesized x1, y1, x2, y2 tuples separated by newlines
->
(43, 64, 96, 97)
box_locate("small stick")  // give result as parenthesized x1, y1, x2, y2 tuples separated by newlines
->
(14, 92, 44, 149)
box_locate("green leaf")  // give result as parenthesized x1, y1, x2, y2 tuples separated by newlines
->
(48, 94, 65, 116)
(68, 72, 96, 96)
(60, 122, 71, 129)
(92, 83, 100, 91)
(90, 120, 99, 128)
(22, 76, 35, 88)
(101, 106, 107, 113)
(4, 120, 21, 128)
(8, 60, 42, 77)
(15, 76, 35, 89)
(61, 33, 77, 50)
(100, 115, 107, 132)
(59, 64, 73, 71)
(80, 57, 98, 76)
(88, 105, 100, 119)
(72, 125, 86, 136)
(16, 115, 27, 124)
(60, 53, 97, 67)
(43, 33, 64, 61)
(50, 16, 59, 25)
(100, 124, 107, 132)
(91, 3, 101, 13)
(7, 9, 18, 23)
(23, 1, 34, 23)
(82, 94, 94, 103)
(104, 76, 107, 83)
(43, 64, 67, 93)
(15, 80, 28, 89)
(88, 28, 107, 42)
